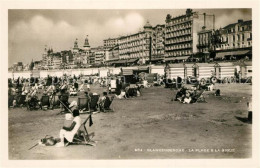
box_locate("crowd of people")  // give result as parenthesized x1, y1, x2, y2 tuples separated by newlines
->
(8, 73, 145, 112)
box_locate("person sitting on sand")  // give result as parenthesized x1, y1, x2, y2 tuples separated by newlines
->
(98, 92, 110, 112)
(56, 102, 81, 147)
(115, 89, 127, 99)
(183, 92, 192, 104)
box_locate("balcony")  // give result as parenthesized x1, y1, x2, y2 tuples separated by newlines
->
(196, 43, 209, 48)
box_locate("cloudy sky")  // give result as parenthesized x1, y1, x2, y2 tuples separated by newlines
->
(8, 9, 251, 66)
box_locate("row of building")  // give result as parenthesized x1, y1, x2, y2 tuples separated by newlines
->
(11, 9, 252, 71)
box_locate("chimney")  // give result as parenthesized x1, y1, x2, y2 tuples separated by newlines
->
(203, 13, 206, 28)
(238, 19, 243, 23)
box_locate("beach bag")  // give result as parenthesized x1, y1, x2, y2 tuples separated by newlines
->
(40, 135, 57, 146)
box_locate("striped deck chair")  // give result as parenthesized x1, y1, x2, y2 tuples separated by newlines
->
(194, 90, 207, 103)
(72, 114, 96, 146)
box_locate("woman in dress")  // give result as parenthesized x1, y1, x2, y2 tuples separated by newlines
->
(56, 102, 81, 147)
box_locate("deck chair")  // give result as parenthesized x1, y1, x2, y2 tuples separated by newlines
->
(41, 95, 51, 110)
(17, 95, 27, 107)
(27, 96, 41, 111)
(78, 97, 90, 113)
(57, 95, 70, 114)
(126, 88, 137, 98)
(89, 95, 99, 111)
(100, 96, 114, 112)
(8, 95, 14, 108)
(51, 95, 60, 109)
(71, 114, 96, 146)
(193, 90, 207, 103)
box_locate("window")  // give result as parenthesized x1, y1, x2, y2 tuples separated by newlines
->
(233, 35, 235, 41)
(242, 34, 245, 41)
(242, 27, 245, 31)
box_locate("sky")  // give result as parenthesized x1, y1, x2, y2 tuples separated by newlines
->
(8, 9, 252, 66)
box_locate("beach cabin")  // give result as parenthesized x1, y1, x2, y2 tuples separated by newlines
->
(40, 71, 49, 78)
(214, 62, 236, 80)
(71, 69, 82, 77)
(91, 68, 99, 76)
(99, 68, 109, 78)
(121, 67, 139, 84)
(192, 63, 215, 80)
(63, 69, 72, 76)
(109, 68, 121, 75)
(150, 65, 165, 76)
(121, 67, 138, 76)
(13, 71, 31, 79)
(81, 69, 93, 76)
(185, 63, 194, 78)
(165, 64, 186, 80)
(238, 61, 252, 79)
(8, 72, 13, 79)
(31, 70, 40, 78)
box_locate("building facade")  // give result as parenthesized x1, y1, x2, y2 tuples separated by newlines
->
(41, 36, 92, 69)
(215, 20, 252, 51)
(118, 21, 154, 60)
(197, 28, 213, 53)
(91, 46, 105, 65)
(152, 24, 165, 58)
(103, 37, 119, 49)
(213, 20, 252, 60)
(165, 9, 214, 58)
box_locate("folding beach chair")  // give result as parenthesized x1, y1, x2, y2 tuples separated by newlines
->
(89, 95, 99, 111)
(40, 95, 51, 110)
(72, 114, 96, 146)
(17, 95, 27, 107)
(194, 90, 207, 103)
(126, 88, 137, 98)
(78, 97, 90, 113)
(51, 95, 60, 109)
(8, 95, 14, 108)
(57, 94, 70, 114)
(27, 96, 41, 111)
(99, 96, 114, 112)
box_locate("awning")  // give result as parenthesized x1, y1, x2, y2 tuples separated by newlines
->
(112, 58, 138, 64)
(122, 69, 134, 75)
(111, 60, 127, 64)
(137, 66, 149, 71)
(168, 63, 185, 68)
(216, 50, 251, 58)
(127, 58, 139, 63)
(149, 58, 164, 62)
(164, 56, 190, 61)
(106, 59, 119, 63)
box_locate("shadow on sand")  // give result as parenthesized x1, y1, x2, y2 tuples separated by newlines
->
(235, 116, 252, 124)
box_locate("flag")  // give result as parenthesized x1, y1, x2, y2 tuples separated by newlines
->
(89, 115, 93, 127)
